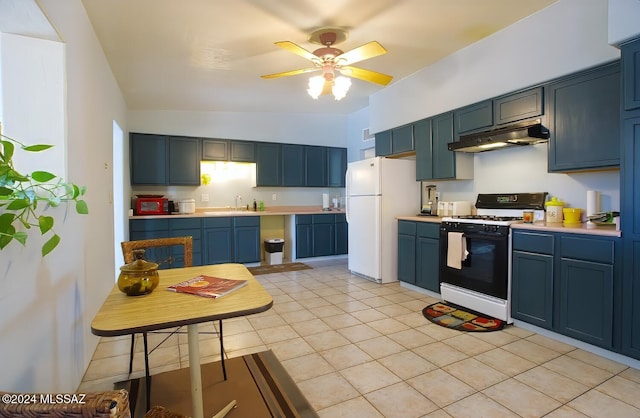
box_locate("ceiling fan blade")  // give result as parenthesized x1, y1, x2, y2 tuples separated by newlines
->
(335, 41, 387, 66)
(341, 66, 393, 86)
(261, 67, 319, 79)
(275, 41, 319, 62)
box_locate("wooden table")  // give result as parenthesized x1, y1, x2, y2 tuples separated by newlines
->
(91, 263, 273, 418)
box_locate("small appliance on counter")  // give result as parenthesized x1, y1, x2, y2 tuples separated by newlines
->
(437, 201, 472, 217)
(135, 195, 169, 215)
(177, 198, 196, 214)
(420, 184, 438, 216)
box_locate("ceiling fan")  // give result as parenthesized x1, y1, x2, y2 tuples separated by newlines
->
(261, 28, 393, 99)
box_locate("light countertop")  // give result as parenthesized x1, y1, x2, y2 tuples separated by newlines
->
(511, 221, 621, 237)
(396, 216, 621, 237)
(130, 206, 344, 220)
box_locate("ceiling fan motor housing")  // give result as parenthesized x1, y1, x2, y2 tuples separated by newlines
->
(313, 47, 344, 61)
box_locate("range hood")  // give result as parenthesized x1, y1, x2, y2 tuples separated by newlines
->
(448, 119, 550, 153)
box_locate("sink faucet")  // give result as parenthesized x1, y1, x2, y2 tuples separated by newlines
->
(235, 195, 243, 211)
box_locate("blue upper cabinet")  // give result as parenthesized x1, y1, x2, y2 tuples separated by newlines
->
(282, 144, 305, 186)
(391, 124, 414, 155)
(230, 140, 255, 162)
(623, 40, 640, 111)
(326, 147, 346, 188)
(414, 119, 432, 181)
(131, 133, 167, 185)
(494, 87, 544, 125)
(131, 133, 200, 185)
(547, 62, 621, 172)
(168, 136, 201, 185)
(202, 139, 229, 161)
(374, 130, 393, 156)
(375, 125, 414, 157)
(455, 100, 493, 136)
(256, 142, 282, 186)
(305, 146, 327, 187)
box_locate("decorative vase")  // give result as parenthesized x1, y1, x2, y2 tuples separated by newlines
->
(117, 249, 159, 296)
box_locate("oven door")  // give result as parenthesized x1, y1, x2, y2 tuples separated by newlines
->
(439, 224, 509, 300)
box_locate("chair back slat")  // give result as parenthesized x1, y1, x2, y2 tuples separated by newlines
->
(121, 236, 193, 268)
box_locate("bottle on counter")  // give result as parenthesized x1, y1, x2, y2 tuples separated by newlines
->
(253, 199, 257, 211)
(259, 200, 265, 211)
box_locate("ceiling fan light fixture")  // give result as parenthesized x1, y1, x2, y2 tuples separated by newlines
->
(307, 75, 325, 99)
(332, 76, 351, 100)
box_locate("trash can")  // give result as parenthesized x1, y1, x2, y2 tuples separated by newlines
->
(264, 238, 284, 265)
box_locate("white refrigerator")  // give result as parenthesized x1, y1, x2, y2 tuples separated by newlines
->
(346, 156, 420, 283)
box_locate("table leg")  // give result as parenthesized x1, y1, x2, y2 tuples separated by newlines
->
(187, 324, 204, 418)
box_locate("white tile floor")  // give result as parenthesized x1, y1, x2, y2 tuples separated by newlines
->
(80, 259, 640, 417)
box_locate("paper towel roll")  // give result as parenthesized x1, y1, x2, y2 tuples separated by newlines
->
(322, 193, 330, 209)
(586, 190, 601, 217)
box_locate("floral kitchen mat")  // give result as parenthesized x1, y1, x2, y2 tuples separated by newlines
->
(422, 302, 506, 332)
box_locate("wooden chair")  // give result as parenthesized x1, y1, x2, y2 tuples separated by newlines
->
(120, 237, 227, 412)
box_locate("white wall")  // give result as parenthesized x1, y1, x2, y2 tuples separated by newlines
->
(608, 0, 640, 45)
(128, 110, 348, 147)
(0, 0, 128, 392)
(369, 0, 620, 133)
(346, 107, 373, 163)
(349, 0, 623, 213)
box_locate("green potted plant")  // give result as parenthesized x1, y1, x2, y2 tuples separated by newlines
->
(0, 131, 88, 256)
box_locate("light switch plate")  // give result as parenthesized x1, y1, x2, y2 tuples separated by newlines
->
(201, 194, 209, 202)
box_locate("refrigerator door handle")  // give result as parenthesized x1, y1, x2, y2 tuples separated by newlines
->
(345, 167, 350, 223)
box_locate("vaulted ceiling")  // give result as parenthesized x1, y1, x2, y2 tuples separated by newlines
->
(9, 0, 558, 115)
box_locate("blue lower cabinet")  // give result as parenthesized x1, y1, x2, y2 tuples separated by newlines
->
(558, 259, 613, 348)
(234, 217, 260, 263)
(335, 214, 348, 255)
(204, 217, 233, 265)
(415, 223, 440, 292)
(512, 250, 553, 328)
(397, 221, 439, 291)
(512, 230, 619, 351)
(397, 221, 417, 284)
(295, 214, 346, 258)
(168, 218, 202, 267)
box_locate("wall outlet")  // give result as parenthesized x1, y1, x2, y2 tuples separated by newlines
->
(201, 193, 209, 202)
(272, 193, 277, 201)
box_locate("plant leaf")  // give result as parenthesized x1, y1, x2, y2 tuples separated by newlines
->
(31, 171, 57, 182)
(0, 186, 13, 197)
(6, 199, 30, 210)
(42, 233, 60, 256)
(23, 144, 53, 152)
(13, 231, 28, 246)
(0, 225, 17, 249)
(76, 199, 89, 214)
(1, 141, 14, 161)
(72, 184, 80, 199)
(0, 213, 16, 230)
(39, 215, 54, 234)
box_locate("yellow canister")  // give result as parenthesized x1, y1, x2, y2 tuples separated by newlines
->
(545, 197, 564, 223)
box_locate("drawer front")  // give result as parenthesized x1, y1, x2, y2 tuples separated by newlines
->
(417, 222, 439, 239)
(296, 215, 312, 225)
(312, 214, 335, 224)
(169, 218, 202, 230)
(513, 231, 554, 254)
(560, 236, 615, 264)
(234, 216, 260, 227)
(335, 213, 346, 223)
(204, 217, 233, 228)
(398, 220, 417, 235)
(130, 219, 169, 232)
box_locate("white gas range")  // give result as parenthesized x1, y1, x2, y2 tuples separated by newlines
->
(439, 193, 548, 322)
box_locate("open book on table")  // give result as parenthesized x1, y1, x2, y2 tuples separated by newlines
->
(167, 275, 248, 298)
